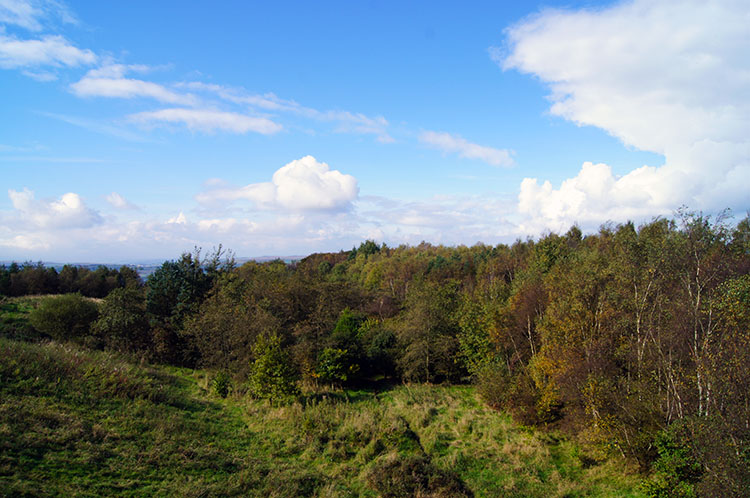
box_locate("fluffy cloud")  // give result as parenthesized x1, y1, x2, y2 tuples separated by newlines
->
(128, 108, 282, 135)
(0, 33, 95, 68)
(198, 155, 358, 211)
(419, 131, 514, 167)
(6, 188, 102, 229)
(500, 0, 750, 230)
(71, 65, 195, 105)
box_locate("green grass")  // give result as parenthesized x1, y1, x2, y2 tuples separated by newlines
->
(0, 296, 44, 341)
(0, 338, 646, 497)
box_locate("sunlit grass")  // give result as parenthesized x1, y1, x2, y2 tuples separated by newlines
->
(0, 338, 645, 496)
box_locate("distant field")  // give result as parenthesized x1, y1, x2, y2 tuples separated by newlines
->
(0, 335, 645, 497)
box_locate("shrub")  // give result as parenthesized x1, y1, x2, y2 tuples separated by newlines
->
(315, 347, 359, 385)
(642, 424, 702, 498)
(212, 371, 232, 398)
(366, 453, 472, 497)
(28, 293, 98, 343)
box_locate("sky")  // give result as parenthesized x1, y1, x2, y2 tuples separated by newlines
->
(1, 0, 748, 263)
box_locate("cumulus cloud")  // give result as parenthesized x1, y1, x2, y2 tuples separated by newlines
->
(499, 0, 750, 230)
(0, 33, 95, 68)
(128, 108, 282, 135)
(198, 155, 358, 211)
(419, 131, 514, 167)
(6, 188, 102, 229)
(71, 65, 195, 105)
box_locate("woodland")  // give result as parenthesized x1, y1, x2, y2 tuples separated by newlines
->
(1, 210, 749, 497)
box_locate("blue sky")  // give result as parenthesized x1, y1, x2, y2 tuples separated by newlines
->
(1, 0, 748, 262)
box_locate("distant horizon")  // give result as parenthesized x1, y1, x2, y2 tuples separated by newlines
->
(3, 205, 749, 266)
(0, 255, 308, 267)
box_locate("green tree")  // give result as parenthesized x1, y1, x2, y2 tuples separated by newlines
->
(394, 280, 464, 383)
(315, 347, 358, 385)
(92, 288, 150, 353)
(248, 333, 299, 403)
(29, 293, 98, 343)
(146, 252, 212, 328)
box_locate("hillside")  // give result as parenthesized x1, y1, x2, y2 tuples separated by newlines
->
(0, 338, 644, 497)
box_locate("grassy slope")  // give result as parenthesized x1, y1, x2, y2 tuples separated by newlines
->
(0, 300, 645, 497)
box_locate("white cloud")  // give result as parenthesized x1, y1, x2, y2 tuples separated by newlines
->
(0, 0, 40, 30)
(6, 188, 102, 229)
(419, 131, 514, 167)
(106, 192, 137, 210)
(167, 211, 187, 224)
(71, 64, 196, 105)
(198, 155, 358, 212)
(21, 68, 56, 80)
(0, 33, 95, 68)
(0, 233, 50, 250)
(500, 0, 750, 230)
(324, 111, 392, 142)
(182, 81, 394, 142)
(180, 82, 305, 113)
(128, 108, 282, 135)
(358, 194, 517, 245)
(0, 0, 77, 31)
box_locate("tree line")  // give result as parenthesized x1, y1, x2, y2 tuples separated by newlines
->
(0, 262, 141, 298)
(12, 211, 750, 496)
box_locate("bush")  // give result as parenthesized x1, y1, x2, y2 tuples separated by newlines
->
(212, 371, 232, 398)
(315, 347, 359, 385)
(642, 424, 702, 498)
(366, 453, 472, 497)
(28, 293, 98, 343)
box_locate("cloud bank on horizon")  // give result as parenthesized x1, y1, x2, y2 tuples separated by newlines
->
(1, 0, 748, 261)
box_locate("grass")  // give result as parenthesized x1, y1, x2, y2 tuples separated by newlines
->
(0, 334, 646, 496)
(0, 296, 45, 341)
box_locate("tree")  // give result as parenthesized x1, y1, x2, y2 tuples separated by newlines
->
(315, 347, 358, 385)
(186, 273, 280, 373)
(248, 333, 299, 403)
(394, 280, 464, 383)
(146, 252, 211, 328)
(92, 288, 150, 353)
(29, 293, 98, 343)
